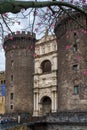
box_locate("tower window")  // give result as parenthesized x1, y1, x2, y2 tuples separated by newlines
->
(11, 60, 14, 67)
(4, 80, 5, 84)
(11, 75, 13, 81)
(73, 64, 78, 71)
(10, 104, 13, 110)
(74, 32, 77, 36)
(74, 85, 79, 94)
(1, 80, 3, 84)
(10, 93, 14, 100)
(73, 44, 77, 51)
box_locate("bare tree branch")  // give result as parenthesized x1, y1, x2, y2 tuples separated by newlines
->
(0, 1, 87, 17)
(59, 6, 87, 30)
(1, 14, 13, 34)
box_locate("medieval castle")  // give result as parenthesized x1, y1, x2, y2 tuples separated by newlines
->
(0, 9, 87, 129)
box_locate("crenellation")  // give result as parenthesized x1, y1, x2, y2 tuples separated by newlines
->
(3, 32, 36, 53)
(4, 31, 36, 43)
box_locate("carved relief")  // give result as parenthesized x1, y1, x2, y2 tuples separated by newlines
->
(41, 45, 45, 54)
(47, 44, 51, 52)
(33, 35, 57, 116)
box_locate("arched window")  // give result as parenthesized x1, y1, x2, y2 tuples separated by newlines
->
(41, 96, 51, 115)
(41, 60, 51, 73)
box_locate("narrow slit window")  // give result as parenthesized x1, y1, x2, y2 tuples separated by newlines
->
(11, 60, 14, 67)
(11, 75, 13, 81)
(4, 80, 5, 84)
(1, 80, 3, 84)
(74, 85, 79, 94)
(10, 93, 14, 100)
(73, 44, 77, 52)
(10, 104, 13, 109)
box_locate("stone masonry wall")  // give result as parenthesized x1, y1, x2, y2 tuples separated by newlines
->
(55, 13, 87, 111)
(4, 32, 36, 114)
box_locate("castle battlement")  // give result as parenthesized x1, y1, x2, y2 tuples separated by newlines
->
(4, 31, 36, 42)
(3, 31, 36, 52)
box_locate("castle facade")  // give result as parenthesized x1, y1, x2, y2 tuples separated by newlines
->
(33, 35, 58, 116)
(3, 11, 87, 117)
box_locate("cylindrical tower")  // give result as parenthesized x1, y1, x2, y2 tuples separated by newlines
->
(55, 12, 87, 111)
(3, 31, 36, 114)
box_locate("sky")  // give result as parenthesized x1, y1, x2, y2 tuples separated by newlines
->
(0, 50, 5, 71)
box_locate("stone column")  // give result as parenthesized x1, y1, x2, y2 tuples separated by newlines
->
(33, 92, 39, 116)
(52, 91, 57, 112)
(34, 93, 36, 111)
(36, 93, 39, 111)
(54, 91, 57, 112)
(52, 91, 55, 112)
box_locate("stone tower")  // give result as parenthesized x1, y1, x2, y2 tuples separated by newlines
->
(55, 12, 87, 111)
(3, 31, 36, 114)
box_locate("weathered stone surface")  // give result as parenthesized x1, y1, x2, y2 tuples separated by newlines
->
(28, 112, 87, 130)
(9, 125, 28, 130)
(4, 32, 36, 114)
(55, 12, 87, 111)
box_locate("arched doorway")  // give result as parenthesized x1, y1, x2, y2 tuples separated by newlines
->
(41, 96, 51, 115)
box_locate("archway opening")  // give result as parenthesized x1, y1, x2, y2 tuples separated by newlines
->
(41, 60, 51, 73)
(41, 96, 51, 115)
